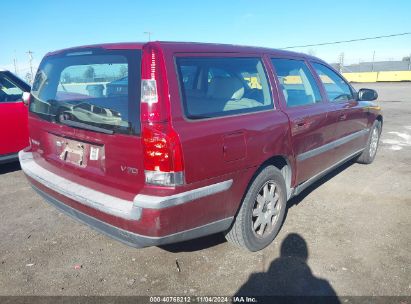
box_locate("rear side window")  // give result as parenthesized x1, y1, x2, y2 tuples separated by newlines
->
(176, 57, 273, 119)
(312, 63, 354, 102)
(271, 58, 322, 108)
(30, 49, 141, 135)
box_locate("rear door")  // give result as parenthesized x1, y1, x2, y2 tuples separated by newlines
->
(311, 62, 369, 159)
(171, 53, 289, 184)
(270, 57, 338, 184)
(0, 72, 30, 156)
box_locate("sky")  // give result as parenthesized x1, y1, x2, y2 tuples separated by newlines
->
(2, 0, 411, 78)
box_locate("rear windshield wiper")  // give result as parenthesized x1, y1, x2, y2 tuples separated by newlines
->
(60, 119, 114, 135)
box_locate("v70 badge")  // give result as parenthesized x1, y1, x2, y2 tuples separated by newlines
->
(121, 166, 138, 175)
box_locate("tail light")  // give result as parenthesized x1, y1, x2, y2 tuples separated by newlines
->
(141, 44, 184, 186)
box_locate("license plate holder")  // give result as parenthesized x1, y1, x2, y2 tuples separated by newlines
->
(59, 140, 87, 167)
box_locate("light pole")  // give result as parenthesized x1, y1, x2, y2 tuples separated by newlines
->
(338, 52, 344, 73)
(13, 50, 18, 75)
(144, 31, 153, 41)
(27, 50, 34, 84)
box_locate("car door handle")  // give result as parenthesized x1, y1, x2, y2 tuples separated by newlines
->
(338, 114, 347, 121)
(296, 120, 307, 127)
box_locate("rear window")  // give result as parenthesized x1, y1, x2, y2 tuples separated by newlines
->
(30, 49, 141, 135)
(176, 57, 273, 119)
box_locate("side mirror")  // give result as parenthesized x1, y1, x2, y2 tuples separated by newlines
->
(358, 88, 378, 101)
(22, 92, 31, 106)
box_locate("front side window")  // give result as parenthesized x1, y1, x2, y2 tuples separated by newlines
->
(176, 57, 273, 119)
(271, 58, 322, 108)
(312, 62, 354, 102)
(0, 73, 24, 102)
(30, 49, 141, 135)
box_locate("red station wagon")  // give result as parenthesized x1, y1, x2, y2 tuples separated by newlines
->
(0, 70, 30, 164)
(19, 42, 382, 251)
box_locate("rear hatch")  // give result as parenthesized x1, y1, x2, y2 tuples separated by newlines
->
(28, 47, 144, 200)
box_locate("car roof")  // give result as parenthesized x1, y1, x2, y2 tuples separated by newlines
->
(156, 41, 310, 57)
(46, 42, 146, 56)
(0, 69, 30, 89)
(45, 41, 324, 62)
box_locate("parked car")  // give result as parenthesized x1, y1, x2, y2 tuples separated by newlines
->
(57, 102, 126, 127)
(106, 76, 128, 97)
(0, 70, 30, 164)
(19, 42, 382, 251)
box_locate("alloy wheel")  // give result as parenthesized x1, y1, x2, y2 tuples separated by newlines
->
(369, 127, 379, 158)
(252, 181, 281, 238)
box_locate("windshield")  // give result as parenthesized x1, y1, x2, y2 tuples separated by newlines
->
(30, 49, 141, 135)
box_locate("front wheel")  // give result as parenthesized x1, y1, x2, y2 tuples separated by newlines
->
(357, 120, 382, 164)
(225, 166, 287, 251)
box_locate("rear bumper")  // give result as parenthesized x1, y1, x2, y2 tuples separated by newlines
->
(19, 150, 234, 247)
(19, 150, 142, 221)
(32, 184, 232, 248)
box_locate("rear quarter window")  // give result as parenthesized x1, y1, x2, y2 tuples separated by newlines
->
(176, 57, 273, 119)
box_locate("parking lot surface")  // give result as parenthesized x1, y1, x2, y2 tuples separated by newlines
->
(0, 83, 410, 297)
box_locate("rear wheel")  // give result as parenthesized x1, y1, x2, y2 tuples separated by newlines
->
(357, 120, 382, 164)
(225, 166, 287, 251)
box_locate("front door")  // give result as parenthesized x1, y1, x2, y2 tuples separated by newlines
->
(311, 62, 369, 159)
(270, 58, 337, 184)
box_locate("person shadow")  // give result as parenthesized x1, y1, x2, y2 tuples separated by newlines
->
(236, 233, 340, 303)
(161, 160, 355, 253)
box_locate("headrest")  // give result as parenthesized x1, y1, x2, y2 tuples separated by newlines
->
(207, 76, 244, 100)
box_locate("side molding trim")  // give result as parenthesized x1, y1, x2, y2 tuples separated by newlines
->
(297, 129, 369, 162)
(292, 148, 364, 197)
(133, 180, 233, 209)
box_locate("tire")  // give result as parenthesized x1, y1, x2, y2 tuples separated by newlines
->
(225, 166, 287, 252)
(357, 120, 382, 164)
